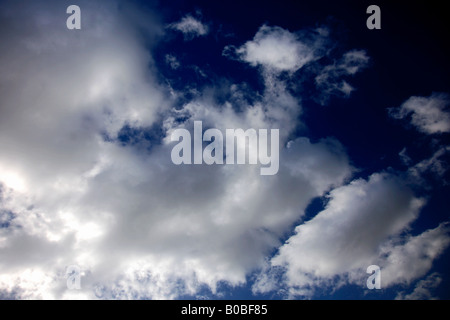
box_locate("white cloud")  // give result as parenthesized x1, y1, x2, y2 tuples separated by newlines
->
(0, 1, 354, 299)
(408, 146, 450, 184)
(255, 173, 450, 298)
(225, 25, 325, 72)
(380, 223, 450, 287)
(266, 173, 423, 294)
(389, 93, 450, 134)
(168, 14, 209, 40)
(1, 1, 446, 301)
(395, 272, 442, 300)
(339, 50, 370, 75)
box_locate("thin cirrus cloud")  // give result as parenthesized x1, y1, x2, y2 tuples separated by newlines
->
(0, 0, 449, 300)
(314, 49, 370, 104)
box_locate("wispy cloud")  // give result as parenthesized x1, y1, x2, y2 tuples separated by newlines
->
(389, 93, 450, 134)
(315, 50, 370, 104)
(396, 272, 443, 300)
(380, 223, 450, 287)
(165, 54, 180, 70)
(168, 14, 209, 40)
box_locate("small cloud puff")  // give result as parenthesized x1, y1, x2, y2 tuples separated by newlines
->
(224, 25, 322, 72)
(389, 93, 450, 134)
(168, 14, 209, 40)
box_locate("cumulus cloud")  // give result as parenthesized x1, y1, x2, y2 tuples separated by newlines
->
(380, 223, 450, 287)
(0, 0, 356, 299)
(224, 25, 327, 73)
(395, 272, 442, 300)
(0, 0, 169, 299)
(168, 14, 209, 40)
(224, 25, 368, 105)
(1, 0, 447, 301)
(389, 93, 450, 134)
(254, 173, 450, 298)
(264, 173, 423, 294)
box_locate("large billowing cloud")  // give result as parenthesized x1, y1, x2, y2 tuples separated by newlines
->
(253, 171, 450, 298)
(0, 0, 167, 299)
(0, 0, 354, 299)
(272, 173, 424, 276)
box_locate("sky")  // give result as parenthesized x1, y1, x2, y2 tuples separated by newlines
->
(0, 0, 449, 300)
